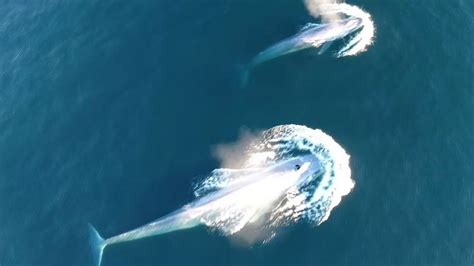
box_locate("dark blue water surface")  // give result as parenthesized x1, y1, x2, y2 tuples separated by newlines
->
(1, 0, 473, 265)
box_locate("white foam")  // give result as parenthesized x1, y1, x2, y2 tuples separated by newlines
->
(194, 125, 354, 243)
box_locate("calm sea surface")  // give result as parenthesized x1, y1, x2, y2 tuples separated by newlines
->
(0, 0, 473, 265)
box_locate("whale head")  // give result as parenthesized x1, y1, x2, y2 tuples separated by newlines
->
(291, 154, 322, 184)
(340, 17, 363, 33)
(270, 154, 322, 184)
(300, 17, 364, 45)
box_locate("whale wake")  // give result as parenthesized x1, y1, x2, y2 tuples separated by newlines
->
(194, 124, 354, 243)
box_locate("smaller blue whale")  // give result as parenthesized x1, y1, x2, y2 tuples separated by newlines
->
(250, 17, 363, 67)
(240, 17, 363, 86)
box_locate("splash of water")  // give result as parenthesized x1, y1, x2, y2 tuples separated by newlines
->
(304, 1, 376, 57)
(304, 0, 343, 22)
(193, 125, 354, 243)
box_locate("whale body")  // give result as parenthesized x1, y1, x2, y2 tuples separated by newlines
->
(249, 17, 363, 68)
(89, 154, 321, 266)
(238, 17, 363, 86)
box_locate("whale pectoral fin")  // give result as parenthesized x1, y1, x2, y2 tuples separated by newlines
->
(318, 41, 333, 55)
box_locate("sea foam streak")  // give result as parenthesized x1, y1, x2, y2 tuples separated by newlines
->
(88, 125, 353, 265)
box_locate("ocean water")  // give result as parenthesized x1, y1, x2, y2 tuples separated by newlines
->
(0, 0, 473, 265)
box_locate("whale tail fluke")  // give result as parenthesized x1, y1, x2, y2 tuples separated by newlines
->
(88, 223, 106, 266)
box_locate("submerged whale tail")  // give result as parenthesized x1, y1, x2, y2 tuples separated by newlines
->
(88, 224, 106, 266)
(241, 68, 249, 88)
(238, 64, 250, 88)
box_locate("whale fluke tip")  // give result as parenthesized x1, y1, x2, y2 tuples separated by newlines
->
(88, 223, 106, 266)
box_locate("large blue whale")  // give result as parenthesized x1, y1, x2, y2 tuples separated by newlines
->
(89, 155, 321, 266)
